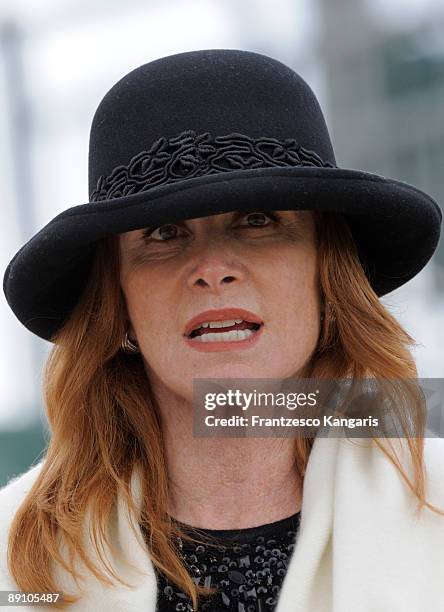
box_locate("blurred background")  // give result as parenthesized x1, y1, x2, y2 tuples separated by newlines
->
(1, 0, 443, 486)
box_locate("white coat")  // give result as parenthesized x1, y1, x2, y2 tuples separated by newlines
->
(1, 434, 444, 611)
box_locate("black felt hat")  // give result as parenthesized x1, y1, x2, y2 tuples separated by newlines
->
(3, 48, 442, 342)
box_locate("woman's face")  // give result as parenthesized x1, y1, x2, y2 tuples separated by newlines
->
(119, 210, 321, 400)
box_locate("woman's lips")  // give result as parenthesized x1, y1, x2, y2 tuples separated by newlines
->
(184, 322, 264, 352)
(184, 308, 263, 337)
(190, 320, 260, 338)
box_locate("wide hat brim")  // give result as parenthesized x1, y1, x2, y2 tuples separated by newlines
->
(3, 165, 442, 342)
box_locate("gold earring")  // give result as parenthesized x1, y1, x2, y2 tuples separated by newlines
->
(121, 330, 140, 353)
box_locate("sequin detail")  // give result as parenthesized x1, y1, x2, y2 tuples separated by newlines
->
(155, 511, 301, 612)
(90, 130, 335, 202)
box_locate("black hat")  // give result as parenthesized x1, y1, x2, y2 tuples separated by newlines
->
(3, 48, 442, 342)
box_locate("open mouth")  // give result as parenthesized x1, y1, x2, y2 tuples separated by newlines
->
(188, 319, 262, 343)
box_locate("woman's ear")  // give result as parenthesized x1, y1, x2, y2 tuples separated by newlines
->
(120, 298, 137, 341)
(128, 325, 137, 343)
(123, 315, 137, 342)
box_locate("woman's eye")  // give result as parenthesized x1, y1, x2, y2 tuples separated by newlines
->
(142, 224, 185, 241)
(238, 211, 279, 227)
(141, 211, 280, 242)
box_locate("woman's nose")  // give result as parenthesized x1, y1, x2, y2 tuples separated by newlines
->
(186, 254, 247, 293)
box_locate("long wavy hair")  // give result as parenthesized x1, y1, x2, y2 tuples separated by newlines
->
(7, 210, 444, 610)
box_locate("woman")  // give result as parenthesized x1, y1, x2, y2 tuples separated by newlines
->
(1, 49, 443, 612)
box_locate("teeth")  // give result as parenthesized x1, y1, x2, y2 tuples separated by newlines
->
(200, 319, 244, 329)
(192, 329, 255, 343)
(191, 318, 257, 335)
(208, 319, 240, 328)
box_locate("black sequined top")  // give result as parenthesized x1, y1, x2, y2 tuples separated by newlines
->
(155, 511, 301, 612)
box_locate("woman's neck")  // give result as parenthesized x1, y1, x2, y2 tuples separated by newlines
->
(153, 380, 303, 530)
